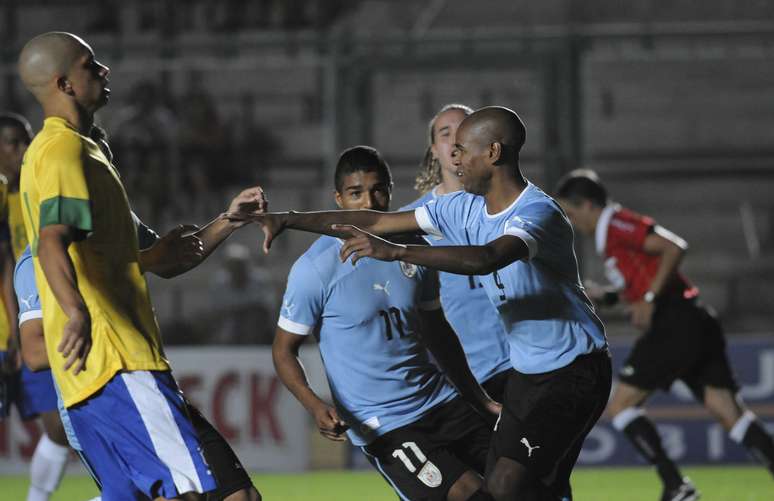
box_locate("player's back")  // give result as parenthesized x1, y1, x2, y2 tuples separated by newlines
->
(20, 117, 168, 408)
(280, 236, 456, 445)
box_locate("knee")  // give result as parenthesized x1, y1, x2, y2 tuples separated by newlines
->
(486, 468, 524, 501)
(447, 470, 482, 501)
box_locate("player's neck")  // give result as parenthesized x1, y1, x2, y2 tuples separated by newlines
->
(43, 100, 94, 136)
(436, 171, 463, 195)
(484, 169, 527, 214)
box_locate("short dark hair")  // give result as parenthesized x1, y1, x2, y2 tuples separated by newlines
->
(0, 112, 33, 143)
(334, 145, 392, 192)
(555, 168, 608, 207)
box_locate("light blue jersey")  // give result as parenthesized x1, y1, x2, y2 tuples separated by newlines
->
(415, 182, 607, 374)
(401, 189, 511, 384)
(14, 247, 80, 451)
(278, 236, 457, 446)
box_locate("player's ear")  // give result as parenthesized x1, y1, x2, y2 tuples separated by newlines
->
(334, 190, 344, 209)
(57, 76, 74, 96)
(489, 141, 503, 164)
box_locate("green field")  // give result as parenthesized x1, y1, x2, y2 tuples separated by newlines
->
(2, 466, 771, 500)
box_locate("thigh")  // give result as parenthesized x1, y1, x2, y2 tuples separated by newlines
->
(362, 418, 474, 500)
(490, 353, 612, 487)
(18, 366, 58, 420)
(482, 369, 515, 404)
(185, 400, 257, 500)
(68, 370, 217, 500)
(682, 307, 739, 401)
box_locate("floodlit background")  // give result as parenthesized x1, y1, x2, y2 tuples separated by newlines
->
(1, 0, 772, 496)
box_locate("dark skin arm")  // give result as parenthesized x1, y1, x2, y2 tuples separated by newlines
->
(630, 225, 688, 330)
(37, 224, 90, 375)
(229, 210, 419, 254)
(140, 187, 267, 278)
(419, 308, 500, 419)
(334, 224, 530, 276)
(272, 327, 348, 442)
(19, 318, 47, 371)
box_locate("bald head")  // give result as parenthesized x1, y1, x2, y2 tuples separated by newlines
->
(18, 32, 91, 98)
(460, 106, 526, 154)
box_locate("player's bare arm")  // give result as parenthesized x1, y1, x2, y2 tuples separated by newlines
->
(232, 209, 418, 254)
(37, 224, 91, 375)
(418, 308, 501, 418)
(272, 327, 349, 442)
(336, 225, 530, 275)
(19, 318, 47, 371)
(139, 186, 266, 278)
(630, 226, 688, 330)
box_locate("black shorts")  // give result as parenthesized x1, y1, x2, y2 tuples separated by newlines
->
(488, 351, 612, 496)
(482, 368, 516, 404)
(185, 401, 258, 500)
(619, 298, 739, 399)
(361, 397, 492, 501)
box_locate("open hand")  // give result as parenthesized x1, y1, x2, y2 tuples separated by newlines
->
(312, 402, 349, 442)
(59, 308, 91, 375)
(333, 224, 404, 265)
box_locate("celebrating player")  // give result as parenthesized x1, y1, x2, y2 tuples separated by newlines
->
(238, 107, 612, 501)
(273, 146, 499, 501)
(402, 103, 512, 401)
(555, 169, 774, 501)
(17, 32, 261, 501)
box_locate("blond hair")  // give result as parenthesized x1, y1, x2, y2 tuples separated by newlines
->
(414, 103, 474, 193)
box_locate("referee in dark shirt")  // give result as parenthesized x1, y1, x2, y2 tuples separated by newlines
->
(556, 169, 774, 501)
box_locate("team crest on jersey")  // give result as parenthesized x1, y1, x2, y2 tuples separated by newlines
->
(417, 461, 443, 488)
(399, 261, 417, 278)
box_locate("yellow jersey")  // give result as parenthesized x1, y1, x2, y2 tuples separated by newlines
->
(0, 177, 9, 351)
(20, 117, 169, 407)
(7, 191, 29, 261)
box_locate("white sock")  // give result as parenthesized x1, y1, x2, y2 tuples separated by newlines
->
(729, 410, 756, 444)
(27, 433, 70, 501)
(611, 406, 645, 431)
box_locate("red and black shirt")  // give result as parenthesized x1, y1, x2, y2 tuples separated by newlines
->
(596, 204, 698, 303)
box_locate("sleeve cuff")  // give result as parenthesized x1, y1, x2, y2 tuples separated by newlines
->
(414, 207, 443, 240)
(418, 298, 442, 311)
(278, 316, 313, 336)
(504, 227, 538, 260)
(19, 309, 43, 326)
(39, 196, 93, 234)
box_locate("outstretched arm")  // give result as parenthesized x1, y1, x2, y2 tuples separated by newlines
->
(419, 308, 500, 419)
(336, 225, 530, 275)
(272, 327, 348, 441)
(140, 187, 267, 278)
(231, 209, 420, 254)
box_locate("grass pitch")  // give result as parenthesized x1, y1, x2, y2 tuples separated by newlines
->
(1, 466, 770, 500)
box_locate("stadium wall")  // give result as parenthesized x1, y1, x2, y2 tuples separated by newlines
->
(0, 339, 772, 474)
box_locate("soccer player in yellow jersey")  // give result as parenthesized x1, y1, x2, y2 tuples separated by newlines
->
(18, 32, 261, 501)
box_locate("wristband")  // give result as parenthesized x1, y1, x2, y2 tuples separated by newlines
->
(643, 290, 656, 303)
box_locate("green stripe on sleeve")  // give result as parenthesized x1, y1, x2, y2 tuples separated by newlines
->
(39, 196, 93, 234)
